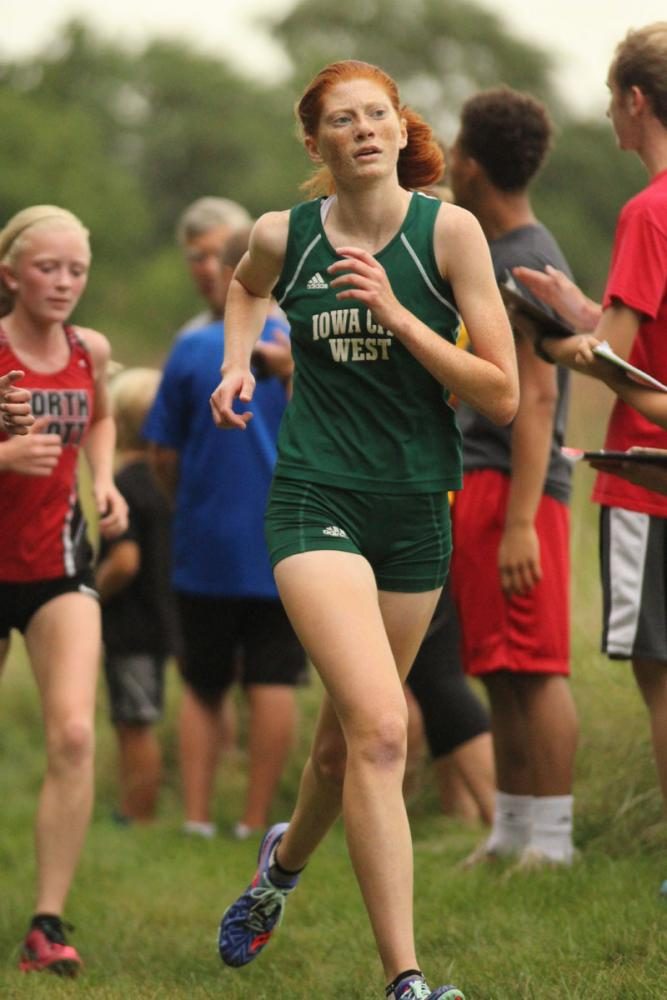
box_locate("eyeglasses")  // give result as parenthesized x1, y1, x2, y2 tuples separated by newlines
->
(185, 249, 221, 264)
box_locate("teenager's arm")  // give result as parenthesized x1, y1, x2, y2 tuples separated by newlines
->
(96, 540, 140, 601)
(210, 211, 289, 430)
(511, 265, 641, 373)
(500, 334, 559, 596)
(80, 330, 128, 538)
(512, 264, 601, 332)
(596, 365, 667, 429)
(589, 448, 667, 495)
(149, 444, 180, 505)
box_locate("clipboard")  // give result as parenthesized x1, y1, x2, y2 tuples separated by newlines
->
(499, 277, 574, 340)
(562, 446, 667, 467)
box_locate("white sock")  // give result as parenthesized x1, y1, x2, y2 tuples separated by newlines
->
(529, 795, 574, 862)
(486, 791, 533, 855)
(183, 820, 217, 839)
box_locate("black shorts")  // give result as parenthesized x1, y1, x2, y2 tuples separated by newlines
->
(406, 580, 490, 758)
(176, 593, 306, 701)
(103, 652, 167, 725)
(0, 570, 98, 639)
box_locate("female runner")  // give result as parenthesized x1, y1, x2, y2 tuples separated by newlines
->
(0, 205, 127, 975)
(211, 61, 518, 1000)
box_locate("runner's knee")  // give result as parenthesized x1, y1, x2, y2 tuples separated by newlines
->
(47, 717, 94, 769)
(348, 710, 408, 771)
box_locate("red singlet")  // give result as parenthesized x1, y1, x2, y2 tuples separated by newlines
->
(0, 325, 95, 582)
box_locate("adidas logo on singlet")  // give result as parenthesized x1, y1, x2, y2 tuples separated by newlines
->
(322, 525, 348, 538)
(306, 272, 328, 289)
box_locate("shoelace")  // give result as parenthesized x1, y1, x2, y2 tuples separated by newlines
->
(245, 884, 288, 932)
(399, 980, 432, 1000)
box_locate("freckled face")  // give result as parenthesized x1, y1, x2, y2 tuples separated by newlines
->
(306, 78, 408, 185)
(8, 226, 90, 325)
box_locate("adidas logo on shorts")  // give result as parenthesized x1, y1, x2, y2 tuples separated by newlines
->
(306, 272, 328, 290)
(322, 525, 348, 538)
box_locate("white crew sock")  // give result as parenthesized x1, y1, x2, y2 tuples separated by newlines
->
(485, 791, 534, 855)
(528, 794, 574, 863)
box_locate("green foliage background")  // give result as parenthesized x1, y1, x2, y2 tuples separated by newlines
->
(0, 1, 646, 371)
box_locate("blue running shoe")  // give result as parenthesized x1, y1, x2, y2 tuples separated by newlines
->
(393, 976, 465, 1000)
(218, 822, 299, 967)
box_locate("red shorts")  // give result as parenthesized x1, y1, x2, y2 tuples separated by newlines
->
(450, 469, 570, 677)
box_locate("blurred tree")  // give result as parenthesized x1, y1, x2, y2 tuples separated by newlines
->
(0, 21, 309, 356)
(0, 80, 155, 352)
(272, 0, 562, 137)
(268, 0, 647, 460)
(0, 83, 148, 250)
(132, 40, 305, 242)
(535, 120, 646, 297)
(11, 21, 138, 157)
(1, 22, 308, 239)
(0, 10, 649, 365)
(272, 0, 646, 299)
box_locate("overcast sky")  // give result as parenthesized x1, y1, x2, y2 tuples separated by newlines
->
(5, 0, 667, 117)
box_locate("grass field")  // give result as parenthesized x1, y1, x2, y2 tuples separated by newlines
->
(2, 380, 667, 998)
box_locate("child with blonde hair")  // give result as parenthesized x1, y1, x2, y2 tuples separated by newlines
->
(96, 367, 178, 825)
(0, 204, 127, 975)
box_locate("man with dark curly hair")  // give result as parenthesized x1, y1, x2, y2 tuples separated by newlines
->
(448, 87, 579, 871)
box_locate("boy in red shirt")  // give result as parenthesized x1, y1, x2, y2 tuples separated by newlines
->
(516, 21, 667, 890)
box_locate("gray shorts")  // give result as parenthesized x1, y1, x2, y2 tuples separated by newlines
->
(103, 652, 167, 725)
(600, 506, 667, 662)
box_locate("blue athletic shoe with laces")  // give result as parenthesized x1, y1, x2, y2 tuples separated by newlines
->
(393, 976, 465, 1000)
(218, 822, 299, 967)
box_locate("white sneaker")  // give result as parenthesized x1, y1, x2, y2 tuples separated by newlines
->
(459, 839, 517, 870)
(182, 820, 217, 839)
(502, 846, 578, 879)
(232, 822, 262, 841)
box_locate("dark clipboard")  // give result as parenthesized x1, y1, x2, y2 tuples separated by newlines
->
(583, 449, 667, 467)
(499, 276, 574, 340)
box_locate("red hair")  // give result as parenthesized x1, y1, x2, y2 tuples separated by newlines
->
(296, 60, 444, 197)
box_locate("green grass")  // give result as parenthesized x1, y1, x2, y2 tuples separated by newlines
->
(3, 388, 667, 997)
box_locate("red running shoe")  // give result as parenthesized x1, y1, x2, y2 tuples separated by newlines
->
(19, 916, 82, 976)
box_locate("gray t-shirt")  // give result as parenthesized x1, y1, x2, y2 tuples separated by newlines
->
(456, 223, 572, 503)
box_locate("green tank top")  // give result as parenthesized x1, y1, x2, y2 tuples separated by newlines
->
(272, 192, 462, 494)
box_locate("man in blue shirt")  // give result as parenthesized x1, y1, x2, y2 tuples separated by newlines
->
(144, 227, 305, 840)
